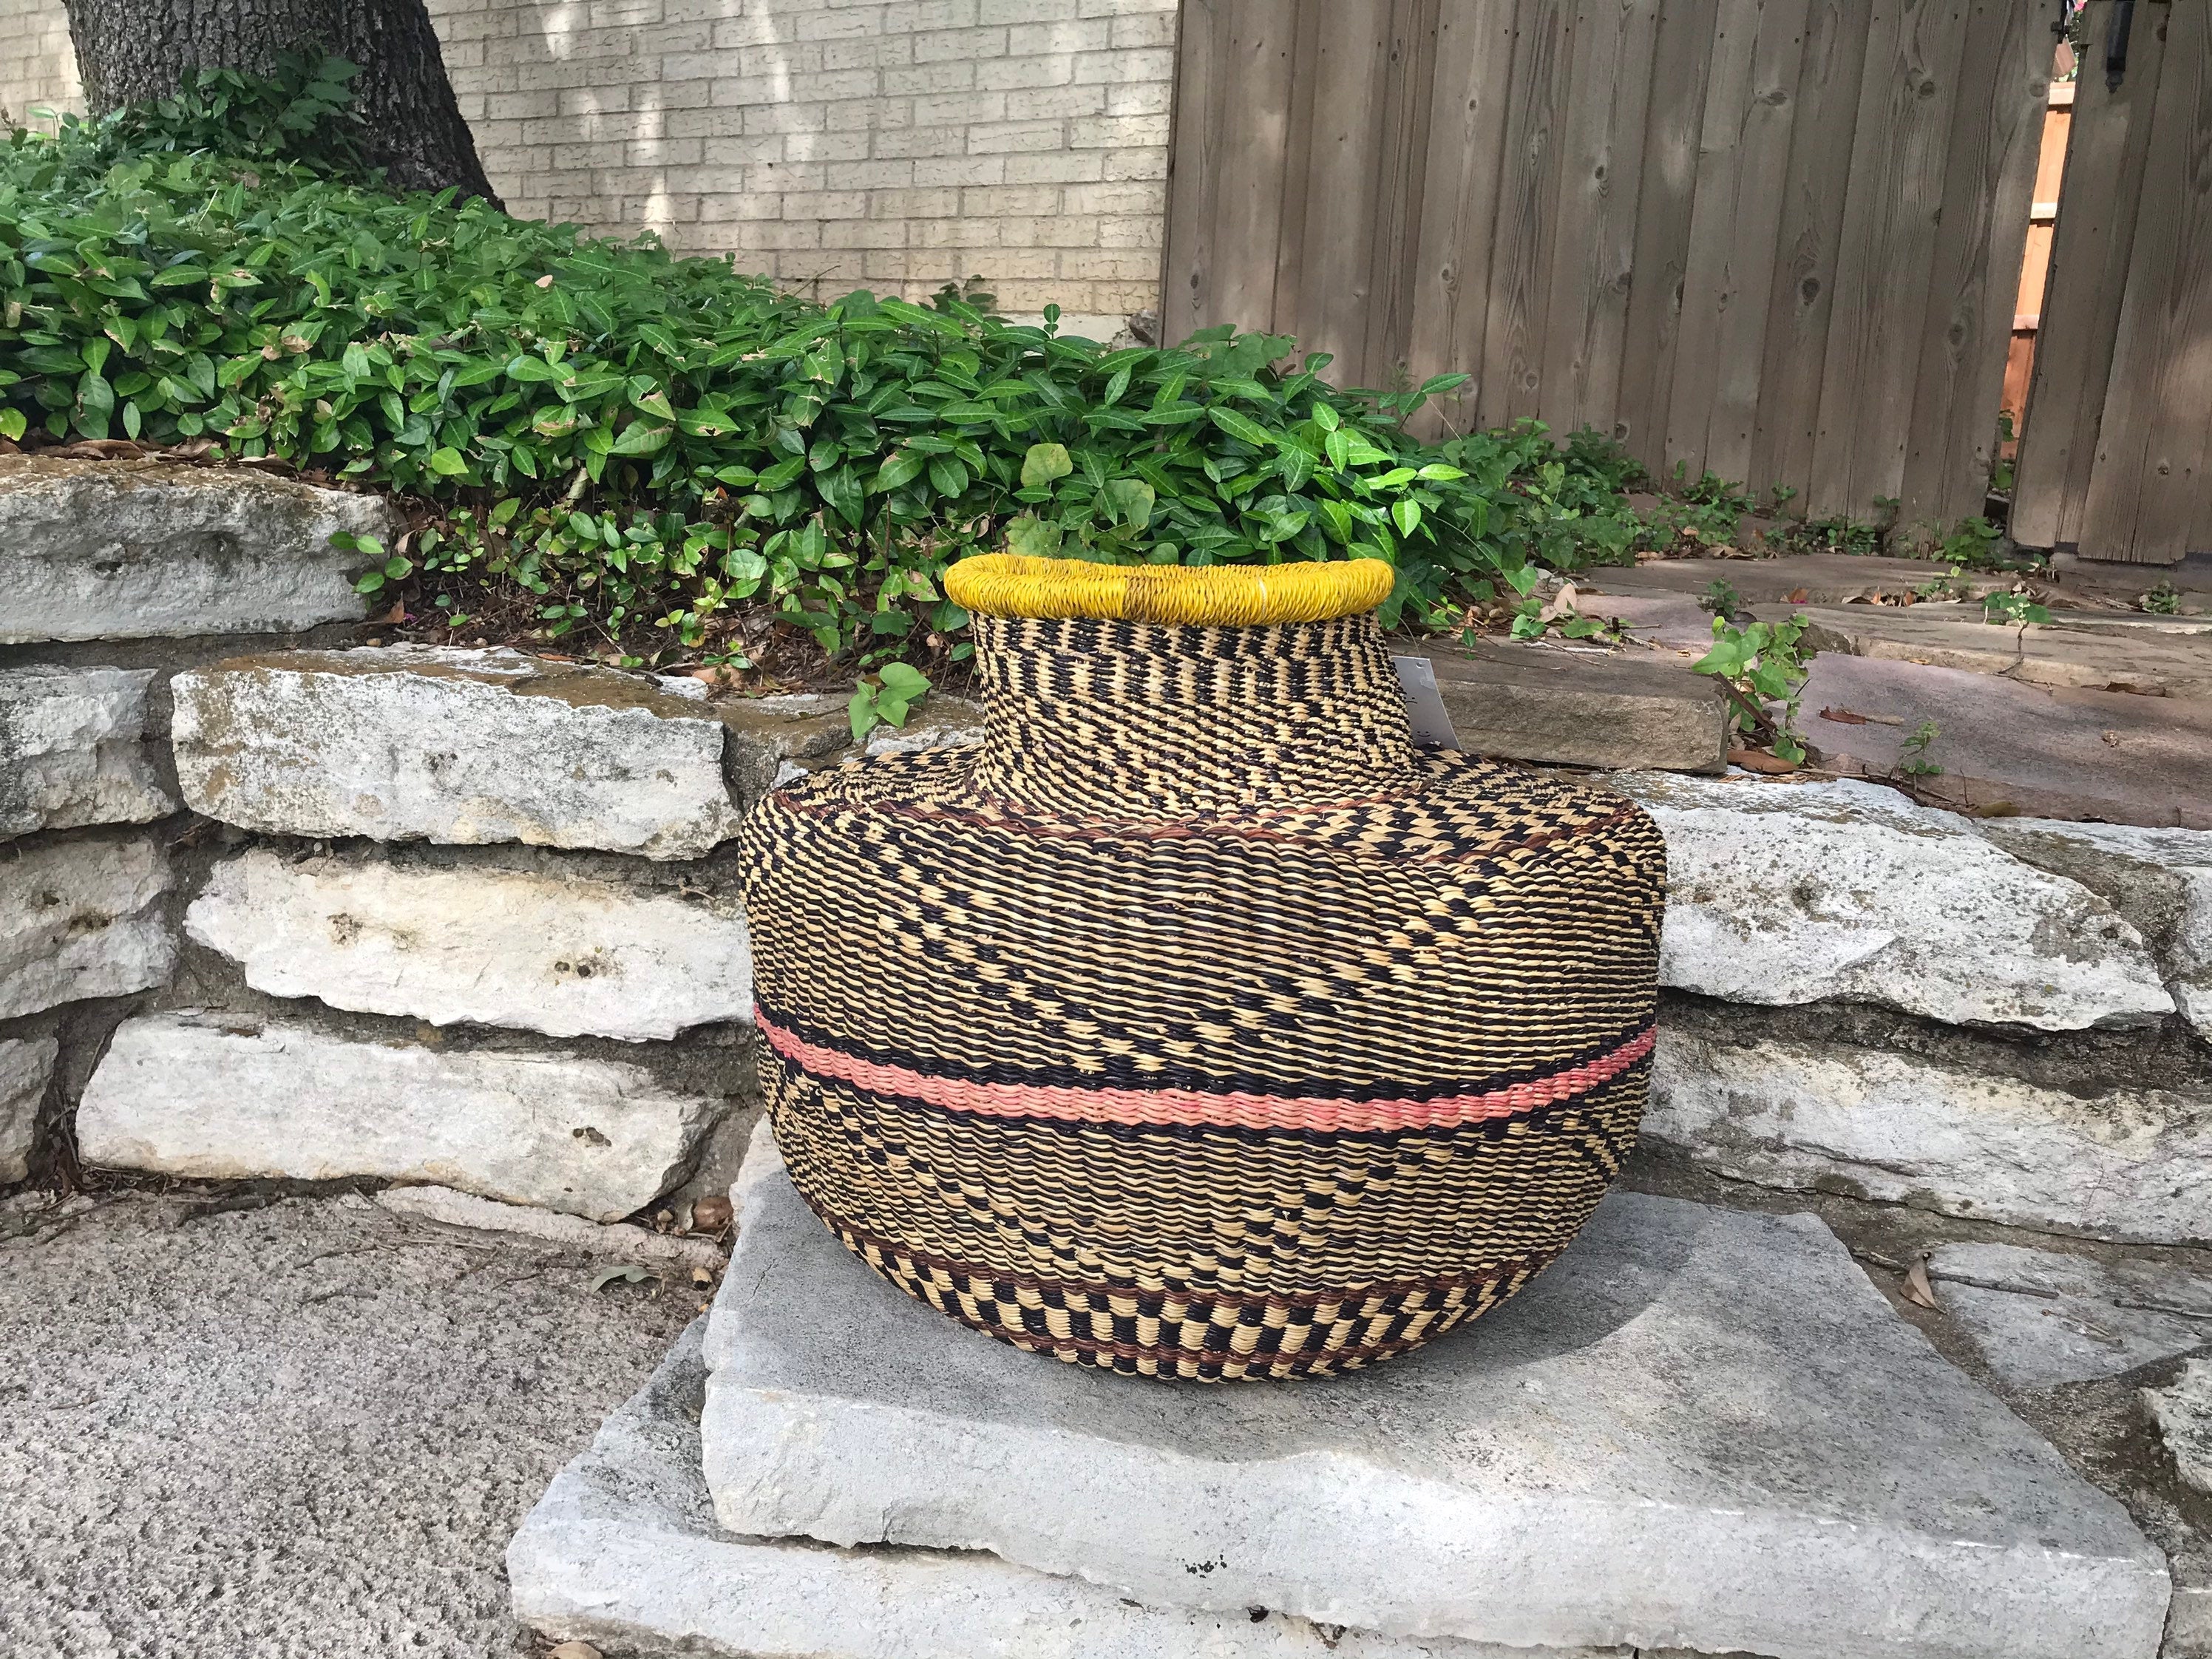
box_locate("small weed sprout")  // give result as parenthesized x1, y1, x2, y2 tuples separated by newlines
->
(1898, 719, 1942, 780)
(1692, 613, 1818, 765)
(2142, 581, 2182, 616)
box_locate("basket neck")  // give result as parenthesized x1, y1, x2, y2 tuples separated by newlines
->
(965, 611, 1417, 816)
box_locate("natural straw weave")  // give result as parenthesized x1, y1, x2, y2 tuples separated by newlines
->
(741, 554, 1667, 1382)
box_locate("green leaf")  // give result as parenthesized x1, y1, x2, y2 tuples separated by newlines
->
(1391, 498, 1422, 537)
(847, 685, 880, 742)
(1005, 515, 1063, 558)
(877, 662, 930, 698)
(610, 420, 671, 456)
(1208, 406, 1275, 449)
(1020, 442, 1073, 488)
(589, 1263, 650, 1293)
(427, 447, 469, 477)
(928, 455, 969, 498)
(872, 449, 926, 492)
(1101, 477, 1156, 531)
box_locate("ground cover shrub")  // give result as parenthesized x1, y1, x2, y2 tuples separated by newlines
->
(0, 63, 1643, 676)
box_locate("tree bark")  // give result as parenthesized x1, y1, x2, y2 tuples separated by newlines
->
(61, 0, 503, 207)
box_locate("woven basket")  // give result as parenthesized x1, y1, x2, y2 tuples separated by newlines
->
(739, 554, 1666, 1382)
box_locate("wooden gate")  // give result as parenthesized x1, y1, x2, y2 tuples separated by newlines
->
(1161, 0, 2055, 525)
(2013, 0, 2212, 564)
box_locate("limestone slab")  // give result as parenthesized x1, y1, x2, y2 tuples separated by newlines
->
(1978, 818, 2212, 1042)
(0, 832, 175, 1019)
(76, 1011, 721, 1221)
(1614, 773, 2177, 1030)
(701, 1129, 2171, 1659)
(1410, 639, 1728, 773)
(0, 666, 174, 837)
(0, 456, 388, 642)
(371, 1186, 724, 1270)
(512, 1323, 1626, 1659)
(186, 849, 752, 1041)
(171, 646, 750, 859)
(0, 1036, 55, 1182)
(1647, 1027, 2212, 1244)
(2147, 1360, 2212, 1499)
(1924, 1243, 2212, 1389)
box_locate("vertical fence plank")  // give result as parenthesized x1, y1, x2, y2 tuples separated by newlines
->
(1366, 0, 1445, 387)
(1616, 0, 1721, 468)
(1899, 0, 2048, 521)
(2011, 15, 2165, 547)
(1668, 0, 1813, 486)
(1265, 4, 1326, 345)
(1479, 0, 1576, 428)
(1700, 0, 1813, 487)
(1159, 0, 1300, 342)
(1747, 0, 1874, 498)
(1538, 0, 1663, 438)
(1809, 0, 1973, 521)
(2083, 1, 2212, 563)
(1406, 0, 1519, 433)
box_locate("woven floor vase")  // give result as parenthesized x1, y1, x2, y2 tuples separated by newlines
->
(740, 553, 1667, 1382)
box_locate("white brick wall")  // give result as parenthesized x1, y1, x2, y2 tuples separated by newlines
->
(0, 0, 1175, 324)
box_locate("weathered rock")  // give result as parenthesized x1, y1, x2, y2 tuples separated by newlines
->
(0, 833, 175, 1020)
(0, 456, 389, 642)
(2146, 1360, 2212, 1499)
(0, 666, 174, 837)
(1797, 603, 2212, 701)
(1647, 1027, 2212, 1244)
(513, 1323, 1629, 1659)
(77, 1012, 722, 1220)
(862, 693, 988, 758)
(1924, 1243, 2212, 1389)
(1405, 640, 1728, 773)
(171, 647, 750, 859)
(700, 1127, 2171, 1659)
(1615, 773, 2177, 1030)
(371, 1185, 724, 1270)
(1979, 818, 2212, 1042)
(186, 849, 752, 1042)
(0, 1037, 55, 1182)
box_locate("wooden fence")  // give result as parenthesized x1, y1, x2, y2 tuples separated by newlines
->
(2014, 0, 2212, 566)
(1161, 0, 2055, 525)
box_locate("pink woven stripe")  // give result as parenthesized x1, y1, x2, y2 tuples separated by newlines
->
(755, 1017, 1655, 1133)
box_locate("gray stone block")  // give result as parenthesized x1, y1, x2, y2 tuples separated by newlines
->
(77, 1011, 723, 1221)
(0, 456, 388, 642)
(1978, 818, 2212, 1042)
(2147, 1361, 2212, 1499)
(0, 832, 176, 1019)
(1406, 640, 1728, 774)
(186, 849, 753, 1042)
(1923, 1243, 2212, 1389)
(511, 1323, 1629, 1659)
(0, 665, 174, 838)
(171, 646, 750, 860)
(702, 1127, 2171, 1659)
(1647, 1028, 2212, 1245)
(1615, 773, 2177, 1031)
(0, 1036, 55, 1182)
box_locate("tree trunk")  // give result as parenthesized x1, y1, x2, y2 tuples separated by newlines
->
(61, 0, 502, 207)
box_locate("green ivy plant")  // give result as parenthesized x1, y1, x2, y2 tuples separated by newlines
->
(1692, 613, 1818, 765)
(848, 661, 930, 740)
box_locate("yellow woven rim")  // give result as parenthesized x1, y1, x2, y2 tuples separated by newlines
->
(946, 553, 1394, 625)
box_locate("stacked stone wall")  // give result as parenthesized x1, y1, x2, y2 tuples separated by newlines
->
(1, 452, 2209, 1250)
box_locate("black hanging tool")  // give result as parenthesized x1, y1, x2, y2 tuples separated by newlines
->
(2108, 0, 2136, 90)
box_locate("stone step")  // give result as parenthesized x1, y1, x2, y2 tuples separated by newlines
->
(76, 1011, 727, 1221)
(0, 456, 391, 643)
(0, 665, 174, 837)
(511, 1323, 1621, 1659)
(1401, 639, 1728, 774)
(696, 1126, 2172, 1659)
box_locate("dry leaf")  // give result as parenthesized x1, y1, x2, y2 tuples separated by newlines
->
(691, 1266, 715, 1287)
(1728, 747, 1798, 775)
(1901, 1255, 1939, 1309)
(1787, 587, 1809, 604)
(546, 1643, 603, 1659)
(379, 602, 407, 625)
(2101, 730, 2123, 747)
(588, 1263, 649, 1294)
(535, 274, 557, 289)
(1819, 707, 1871, 725)
(692, 1195, 733, 1233)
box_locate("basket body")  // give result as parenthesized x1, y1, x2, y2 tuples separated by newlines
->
(740, 601, 1666, 1382)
